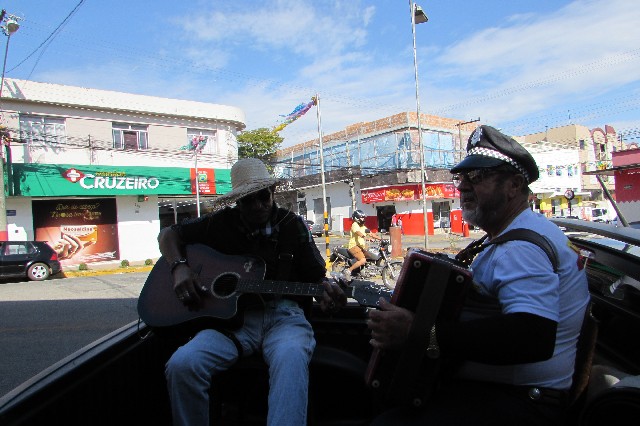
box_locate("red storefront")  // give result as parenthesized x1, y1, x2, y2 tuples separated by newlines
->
(357, 183, 459, 236)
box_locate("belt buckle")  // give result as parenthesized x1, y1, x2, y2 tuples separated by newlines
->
(528, 387, 542, 401)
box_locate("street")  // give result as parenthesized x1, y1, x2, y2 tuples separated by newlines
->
(0, 273, 148, 397)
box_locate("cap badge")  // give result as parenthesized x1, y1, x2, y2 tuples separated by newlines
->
(470, 127, 482, 146)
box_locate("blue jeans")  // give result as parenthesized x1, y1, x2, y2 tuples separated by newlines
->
(165, 299, 316, 426)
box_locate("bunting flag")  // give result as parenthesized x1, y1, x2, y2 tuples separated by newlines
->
(273, 98, 316, 133)
(180, 135, 208, 153)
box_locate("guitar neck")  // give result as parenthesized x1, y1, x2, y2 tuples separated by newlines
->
(236, 279, 327, 298)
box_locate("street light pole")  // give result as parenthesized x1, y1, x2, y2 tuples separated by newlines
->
(0, 11, 19, 241)
(410, 1, 429, 250)
(194, 150, 201, 218)
(314, 94, 331, 264)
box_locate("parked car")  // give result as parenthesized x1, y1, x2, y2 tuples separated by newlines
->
(0, 241, 62, 281)
(310, 223, 325, 236)
(302, 219, 325, 237)
(302, 219, 313, 230)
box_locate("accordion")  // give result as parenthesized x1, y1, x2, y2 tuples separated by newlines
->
(364, 249, 473, 409)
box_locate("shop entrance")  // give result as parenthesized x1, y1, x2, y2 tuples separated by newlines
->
(376, 205, 396, 232)
(432, 201, 452, 229)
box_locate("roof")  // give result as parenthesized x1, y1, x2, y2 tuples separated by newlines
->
(1, 78, 246, 129)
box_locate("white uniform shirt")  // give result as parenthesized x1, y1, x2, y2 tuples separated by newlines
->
(456, 209, 590, 390)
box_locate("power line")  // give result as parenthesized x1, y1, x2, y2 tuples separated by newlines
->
(8, 0, 85, 74)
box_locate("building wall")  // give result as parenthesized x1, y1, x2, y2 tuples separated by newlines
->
(6, 197, 33, 240)
(4, 106, 236, 170)
(521, 124, 615, 190)
(302, 181, 353, 234)
(612, 147, 640, 223)
(116, 195, 162, 261)
(531, 148, 582, 193)
(278, 112, 477, 177)
(0, 78, 245, 265)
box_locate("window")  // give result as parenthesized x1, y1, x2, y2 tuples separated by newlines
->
(4, 242, 35, 255)
(187, 129, 216, 153)
(19, 115, 67, 145)
(112, 123, 148, 150)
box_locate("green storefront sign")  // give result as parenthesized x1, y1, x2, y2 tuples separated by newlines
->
(10, 163, 232, 197)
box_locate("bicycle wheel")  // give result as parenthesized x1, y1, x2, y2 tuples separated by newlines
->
(381, 261, 403, 290)
(331, 259, 348, 273)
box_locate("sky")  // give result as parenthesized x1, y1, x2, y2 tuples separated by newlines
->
(2, 0, 640, 148)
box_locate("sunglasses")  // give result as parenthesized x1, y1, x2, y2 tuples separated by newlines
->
(452, 169, 502, 188)
(238, 188, 272, 205)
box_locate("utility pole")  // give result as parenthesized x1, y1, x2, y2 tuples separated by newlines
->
(409, 0, 430, 250)
(455, 118, 480, 162)
(314, 94, 331, 264)
(345, 139, 356, 212)
(0, 10, 20, 241)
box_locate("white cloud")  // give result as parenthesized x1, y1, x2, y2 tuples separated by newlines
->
(430, 0, 640, 130)
(177, 0, 371, 57)
(16, 0, 640, 148)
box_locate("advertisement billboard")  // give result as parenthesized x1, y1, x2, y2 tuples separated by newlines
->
(33, 198, 120, 266)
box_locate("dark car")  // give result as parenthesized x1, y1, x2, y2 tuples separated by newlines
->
(0, 241, 62, 281)
(302, 219, 325, 236)
(303, 219, 314, 232)
(310, 223, 325, 237)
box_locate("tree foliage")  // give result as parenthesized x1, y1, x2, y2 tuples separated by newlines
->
(237, 128, 283, 169)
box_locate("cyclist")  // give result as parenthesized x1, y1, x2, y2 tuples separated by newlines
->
(344, 209, 382, 279)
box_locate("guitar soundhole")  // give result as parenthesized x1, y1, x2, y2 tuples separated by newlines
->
(212, 273, 238, 297)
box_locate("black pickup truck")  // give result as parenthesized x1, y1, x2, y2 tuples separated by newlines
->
(1, 219, 638, 425)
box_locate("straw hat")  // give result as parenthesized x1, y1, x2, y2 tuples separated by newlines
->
(213, 158, 281, 208)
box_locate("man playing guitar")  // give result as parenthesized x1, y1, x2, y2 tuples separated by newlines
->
(159, 158, 346, 426)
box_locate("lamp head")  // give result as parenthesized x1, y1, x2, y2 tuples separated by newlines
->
(414, 5, 428, 24)
(2, 15, 20, 36)
(5, 19, 19, 34)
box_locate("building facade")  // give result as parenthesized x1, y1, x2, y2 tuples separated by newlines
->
(591, 145, 640, 224)
(1, 78, 245, 266)
(521, 124, 617, 219)
(277, 115, 621, 235)
(276, 112, 478, 235)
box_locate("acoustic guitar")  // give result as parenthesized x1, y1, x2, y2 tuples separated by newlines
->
(137, 243, 391, 329)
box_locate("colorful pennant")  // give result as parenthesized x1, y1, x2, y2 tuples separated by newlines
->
(273, 98, 316, 133)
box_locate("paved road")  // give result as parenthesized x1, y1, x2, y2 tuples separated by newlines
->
(0, 272, 148, 397)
